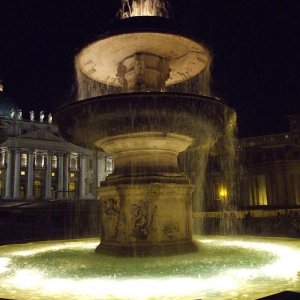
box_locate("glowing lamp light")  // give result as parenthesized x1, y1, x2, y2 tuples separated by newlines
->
(219, 187, 228, 199)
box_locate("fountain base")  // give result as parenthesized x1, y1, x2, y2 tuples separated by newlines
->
(97, 182, 195, 256)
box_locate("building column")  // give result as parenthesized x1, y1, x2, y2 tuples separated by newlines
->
(95, 151, 108, 201)
(26, 150, 34, 200)
(4, 149, 12, 199)
(57, 153, 64, 199)
(79, 154, 86, 199)
(45, 153, 52, 200)
(63, 154, 69, 198)
(96, 151, 106, 187)
(13, 149, 20, 199)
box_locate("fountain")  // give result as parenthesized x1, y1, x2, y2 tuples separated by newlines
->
(1, 1, 300, 299)
(55, 0, 231, 256)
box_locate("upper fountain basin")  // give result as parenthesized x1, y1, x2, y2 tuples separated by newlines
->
(76, 17, 210, 89)
(55, 92, 230, 151)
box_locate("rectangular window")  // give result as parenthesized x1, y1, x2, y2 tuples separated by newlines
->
(34, 180, 42, 200)
(294, 174, 300, 205)
(212, 183, 228, 201)
(251, 175, 268, 206)
(0, 152, 5, 168)
(213, 183, 221, 201)
(35, 171, 43, 178)
(88, 159, 93, 170)
(105, 157, 114, 173)
(0, 179, 3, 198)
(69, 182, 76, 191)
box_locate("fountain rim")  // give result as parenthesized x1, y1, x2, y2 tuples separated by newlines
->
(56, 92, 225, 113)
(54, 92, 231, 151)
(75, 16, 207, 56)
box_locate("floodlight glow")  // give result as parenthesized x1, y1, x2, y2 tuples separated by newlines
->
(0, 237, 300, 300)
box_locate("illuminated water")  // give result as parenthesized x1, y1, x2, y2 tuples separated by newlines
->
(119, 0, 170, 19)
(0, 236, 300, 299)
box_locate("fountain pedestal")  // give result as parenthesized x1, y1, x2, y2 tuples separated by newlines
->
(96, 132, 197, 255)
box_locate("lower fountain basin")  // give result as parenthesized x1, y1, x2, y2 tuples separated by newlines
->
(55, 92, 231, 150)
(1, 236, 300, 299)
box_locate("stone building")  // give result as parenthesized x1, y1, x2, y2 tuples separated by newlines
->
(205, 114, 300, 211)
(0, 87, 113, 201)
(240, 114, 300, 209)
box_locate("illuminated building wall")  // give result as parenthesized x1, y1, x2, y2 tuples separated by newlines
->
(0, 116, 112, 201)
(205, 114, 300, 211)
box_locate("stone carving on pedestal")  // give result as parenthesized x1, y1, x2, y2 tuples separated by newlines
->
(131, 201, 149, 240)
(163, 220, 180, 241)
(102, 198, 120, 240)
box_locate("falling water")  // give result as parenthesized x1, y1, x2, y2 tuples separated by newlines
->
(74, 0, 239, 238)
(76, 56, 212, 100)
(119, 0, 170, 19)
(75, 59, 121, 100)
(168, 57, 212, 96)
(218, 108, 241, 234)
(178, 104, 239, 235)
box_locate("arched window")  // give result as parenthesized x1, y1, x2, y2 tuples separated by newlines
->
(35, 153, 45, 168)
(21, 153, 28, 167)
(0, 150, 6, 168)
(70, 154, 78, 170)
(52, 155, 58, 169)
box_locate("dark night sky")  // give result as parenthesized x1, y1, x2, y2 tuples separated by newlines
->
(0, 0, 299, 137)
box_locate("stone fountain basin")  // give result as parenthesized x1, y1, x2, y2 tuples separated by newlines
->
(0, 236, 300, 299)
(55, 92, 229, 151)
(76, 16, 210, 87)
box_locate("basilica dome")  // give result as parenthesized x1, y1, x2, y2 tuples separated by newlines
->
(0, 86, 19, 118)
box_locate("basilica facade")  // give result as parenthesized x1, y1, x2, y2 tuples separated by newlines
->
(0, 103, 113, 201)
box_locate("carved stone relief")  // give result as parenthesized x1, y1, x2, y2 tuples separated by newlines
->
(131, 201, 149, 240)
(163, 220, 180, 240)
(103, 198, 120, 239)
